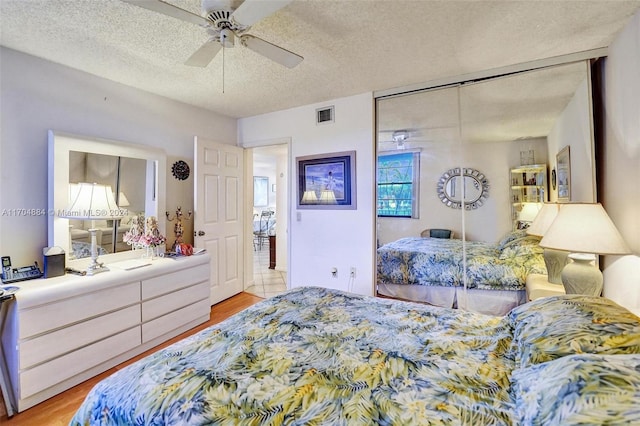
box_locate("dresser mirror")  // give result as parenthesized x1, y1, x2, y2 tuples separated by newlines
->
(48, 131, 167, 261)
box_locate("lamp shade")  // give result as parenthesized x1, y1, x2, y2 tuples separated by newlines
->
(61, 182, 121, 220)
(301, 190, 318, 204)
(518, 202, 542, 223)
(527, 203, 560, 237)
(115, 191, 130, 208)
(318, 190, 337, 205)
(539, 203, 631, 255)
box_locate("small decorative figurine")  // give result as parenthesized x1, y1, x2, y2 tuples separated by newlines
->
(166, 206, 192, 250)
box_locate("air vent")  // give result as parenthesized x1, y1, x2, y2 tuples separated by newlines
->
(316, 106, 334, 124)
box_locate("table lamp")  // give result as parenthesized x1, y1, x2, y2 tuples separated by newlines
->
(318, 190, 337, 205)
(301, 190, 318, 204)
(61, 182, 123, 275)
(539, 203, 631, 296)
(526, 203, 568, 284)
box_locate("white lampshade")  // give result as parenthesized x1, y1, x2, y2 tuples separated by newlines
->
(540, 203, 631, 255)
(62, 182, 121, 220)
(540, 203, 630, 295)
(318, 190, 337, 205)
(527, 203, 560, 237)
(115, 191, 130, 208)
(60, 183, 122, 276)
(518, 202, 542, 223)
(301, 190, 318, 204)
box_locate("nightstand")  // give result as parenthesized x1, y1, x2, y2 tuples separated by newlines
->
(526, 273, 566, 301)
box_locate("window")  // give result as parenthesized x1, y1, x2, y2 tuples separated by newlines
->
(377, 151, 420, 217)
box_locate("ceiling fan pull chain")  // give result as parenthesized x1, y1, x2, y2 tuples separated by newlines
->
(222, 42, 225, 94)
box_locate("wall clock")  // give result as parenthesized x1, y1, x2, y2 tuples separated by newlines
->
(171, 160, 190, 181)
(551, 168, 557, 190)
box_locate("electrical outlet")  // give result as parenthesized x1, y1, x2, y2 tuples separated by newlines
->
(331, 267, 338, 278)
(350, 267, 356, 278)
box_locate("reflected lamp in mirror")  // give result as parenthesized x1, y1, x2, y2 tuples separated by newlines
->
(115, 192, 130, 208)
(301, 190, 318, 204)
(526, 203, 568, 284)
(318, 190, 337, 205)
(60, 183, 124, 276)
(518, 202, 542, 224)
(539, 203, 631, 296)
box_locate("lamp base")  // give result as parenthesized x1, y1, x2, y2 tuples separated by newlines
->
(561, 253, 602, 296)
(86, 261, 109, 276)
(87, 228, 109, 276)
(543, 248, 569, 285)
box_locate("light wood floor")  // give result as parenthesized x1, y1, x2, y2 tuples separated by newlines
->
(0, 292, 264, 425)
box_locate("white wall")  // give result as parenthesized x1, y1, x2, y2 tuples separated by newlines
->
(547, 77, 596, 203)
(0, 47, 237, 266)
(600, 10, 640, 315)
(239, 93, 375, 296)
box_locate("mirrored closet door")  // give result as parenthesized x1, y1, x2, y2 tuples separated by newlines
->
(375, 59, 597, 315)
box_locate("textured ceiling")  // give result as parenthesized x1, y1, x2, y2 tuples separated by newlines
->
(1, 0, 639, 119)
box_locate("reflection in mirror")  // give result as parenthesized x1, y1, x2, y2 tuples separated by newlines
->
(68, 151, 147, 257)
(437, 168, 489, 209)
(48, 131, 166, 262)
(376, 85, 462, 244)
(375, 59, 597, 314)
(459, 61, 595, 242)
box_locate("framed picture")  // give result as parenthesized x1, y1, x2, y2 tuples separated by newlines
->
(296, 151, 356, 209)
(556, 146, 571, 201)
(253, 176, 269, 207)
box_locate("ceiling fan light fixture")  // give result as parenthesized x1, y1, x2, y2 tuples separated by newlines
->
(219, 27, 234, 48)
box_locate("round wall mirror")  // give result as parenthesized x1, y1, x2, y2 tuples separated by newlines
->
(437, 168, 489, 209)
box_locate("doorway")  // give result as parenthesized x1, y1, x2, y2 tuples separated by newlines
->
(245, 144, 288, 298)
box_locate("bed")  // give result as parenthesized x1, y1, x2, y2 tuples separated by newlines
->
(71, 286, 640, 425)
(376, 230, 547, 315)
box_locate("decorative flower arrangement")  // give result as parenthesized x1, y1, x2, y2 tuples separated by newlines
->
(123, 214, 166, 249)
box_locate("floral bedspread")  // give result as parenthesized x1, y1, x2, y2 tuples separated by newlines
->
(71, 289, 640, 425)
(71, 287, 516, 425)
(377, 236, 546, 291)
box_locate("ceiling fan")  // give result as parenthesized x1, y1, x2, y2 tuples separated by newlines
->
(122, 0, 303, 68)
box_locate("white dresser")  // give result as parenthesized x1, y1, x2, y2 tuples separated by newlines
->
(1, 253, 211, 412)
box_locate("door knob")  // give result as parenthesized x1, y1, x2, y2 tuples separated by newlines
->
(197, 230, 206, 236)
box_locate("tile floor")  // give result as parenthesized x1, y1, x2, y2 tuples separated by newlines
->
(244, 244, 287, 299)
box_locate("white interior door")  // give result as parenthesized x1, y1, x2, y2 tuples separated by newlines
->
(194, 137, 244, 305)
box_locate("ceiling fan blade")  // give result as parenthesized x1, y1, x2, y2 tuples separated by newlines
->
(184, 39, 222, 67)
(231, 0, 293, 27)
(241, 35, 303, 68)
(122, 0, 210, 27)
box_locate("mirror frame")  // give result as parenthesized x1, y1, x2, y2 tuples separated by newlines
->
(48, 130, 167, 262)
(436, 167, 489, 210)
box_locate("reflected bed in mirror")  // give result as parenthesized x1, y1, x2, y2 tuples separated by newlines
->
(48, 131, 167, 262)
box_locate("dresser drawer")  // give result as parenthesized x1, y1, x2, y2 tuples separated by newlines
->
(141, 264, 209, 300)
(20, 326, 141, 398)
(20, 305, 141, 369)
(142, 299, 210, 343)
(19, 281, 140, 339)
(142, 281, 209, 322)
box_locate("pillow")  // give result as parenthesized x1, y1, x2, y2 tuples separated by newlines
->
(429, 229, 452, 239)
(497, 229, 528, 251)
(507, 295, 640, 368)
(498, 235, 542, 260)
(511, 354, 640, 425)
